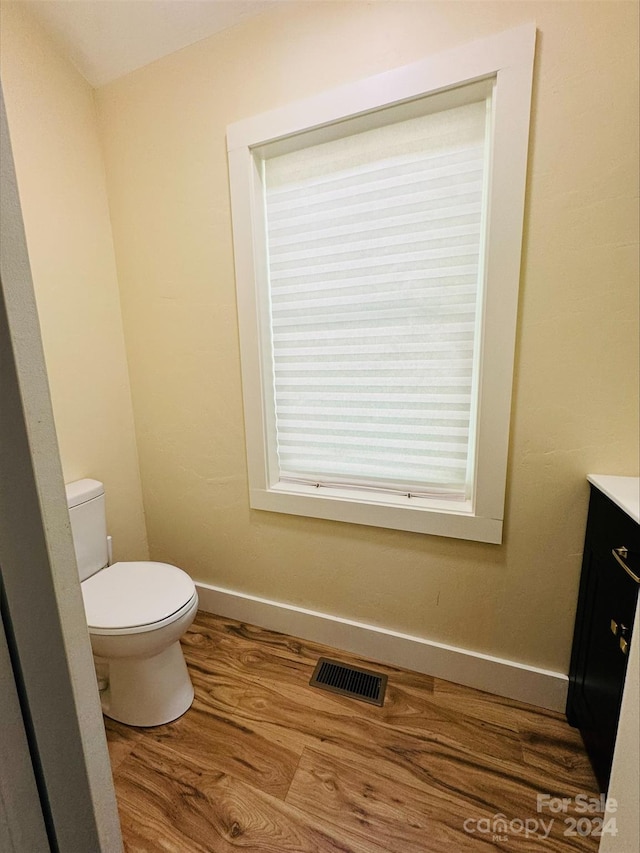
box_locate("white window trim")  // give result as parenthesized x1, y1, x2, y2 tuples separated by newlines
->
(227, 23, 536, 544)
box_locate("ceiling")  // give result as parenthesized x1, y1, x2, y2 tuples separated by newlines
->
(25, 0, 281, 88)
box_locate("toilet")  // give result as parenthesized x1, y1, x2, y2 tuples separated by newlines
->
(65, 478, 198, 727)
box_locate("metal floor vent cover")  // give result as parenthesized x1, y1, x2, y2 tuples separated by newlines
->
(309, 658, 387, 706)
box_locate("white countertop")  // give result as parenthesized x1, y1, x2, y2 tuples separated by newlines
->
(587, 475, 640, 524)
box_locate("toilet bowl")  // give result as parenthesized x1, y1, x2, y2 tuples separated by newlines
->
(83, 561, 198, 727)
(66, 479, 198, 727)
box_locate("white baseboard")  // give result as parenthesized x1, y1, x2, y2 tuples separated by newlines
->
(195, 582, 568, 713)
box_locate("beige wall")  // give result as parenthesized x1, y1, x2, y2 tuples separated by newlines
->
(0, 2, 148, 561)
(91, 0, 638, 673)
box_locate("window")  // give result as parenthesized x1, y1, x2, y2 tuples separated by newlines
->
(227, 24, 535, 543)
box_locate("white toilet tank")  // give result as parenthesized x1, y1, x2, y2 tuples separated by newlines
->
(65, 479, 109, 581)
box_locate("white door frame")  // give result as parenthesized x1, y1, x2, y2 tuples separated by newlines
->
(0, 83, 122, 852)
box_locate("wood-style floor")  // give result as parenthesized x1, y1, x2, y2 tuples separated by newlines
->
(105, 612, 600, 852)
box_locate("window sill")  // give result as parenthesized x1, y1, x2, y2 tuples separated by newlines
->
(250, 483, 503, 543)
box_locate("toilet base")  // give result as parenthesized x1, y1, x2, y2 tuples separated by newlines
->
(100, 640, 194, 727)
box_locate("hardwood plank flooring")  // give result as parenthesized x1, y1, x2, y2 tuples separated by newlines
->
(106, 612, 601, 852)
(112, 738, 370, 853)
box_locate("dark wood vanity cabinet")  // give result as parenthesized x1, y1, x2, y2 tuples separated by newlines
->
(567, 484, 640, 791)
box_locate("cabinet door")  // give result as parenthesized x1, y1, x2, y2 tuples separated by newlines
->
(567, 487, 639, 790)
(578, 548, 636, 786)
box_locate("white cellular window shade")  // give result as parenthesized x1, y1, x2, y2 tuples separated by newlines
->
(264, 100, 488, 500)
(227, 24, 535, 543)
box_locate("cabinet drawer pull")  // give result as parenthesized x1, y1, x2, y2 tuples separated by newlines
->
(612, 547, 640, 584)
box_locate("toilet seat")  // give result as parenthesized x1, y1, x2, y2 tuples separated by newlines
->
(81, 561, 197, 635)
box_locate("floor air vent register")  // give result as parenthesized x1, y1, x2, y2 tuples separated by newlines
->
(309, 657, 387, 706)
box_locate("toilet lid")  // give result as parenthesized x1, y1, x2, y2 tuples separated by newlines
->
(81, 562, 196, 630)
